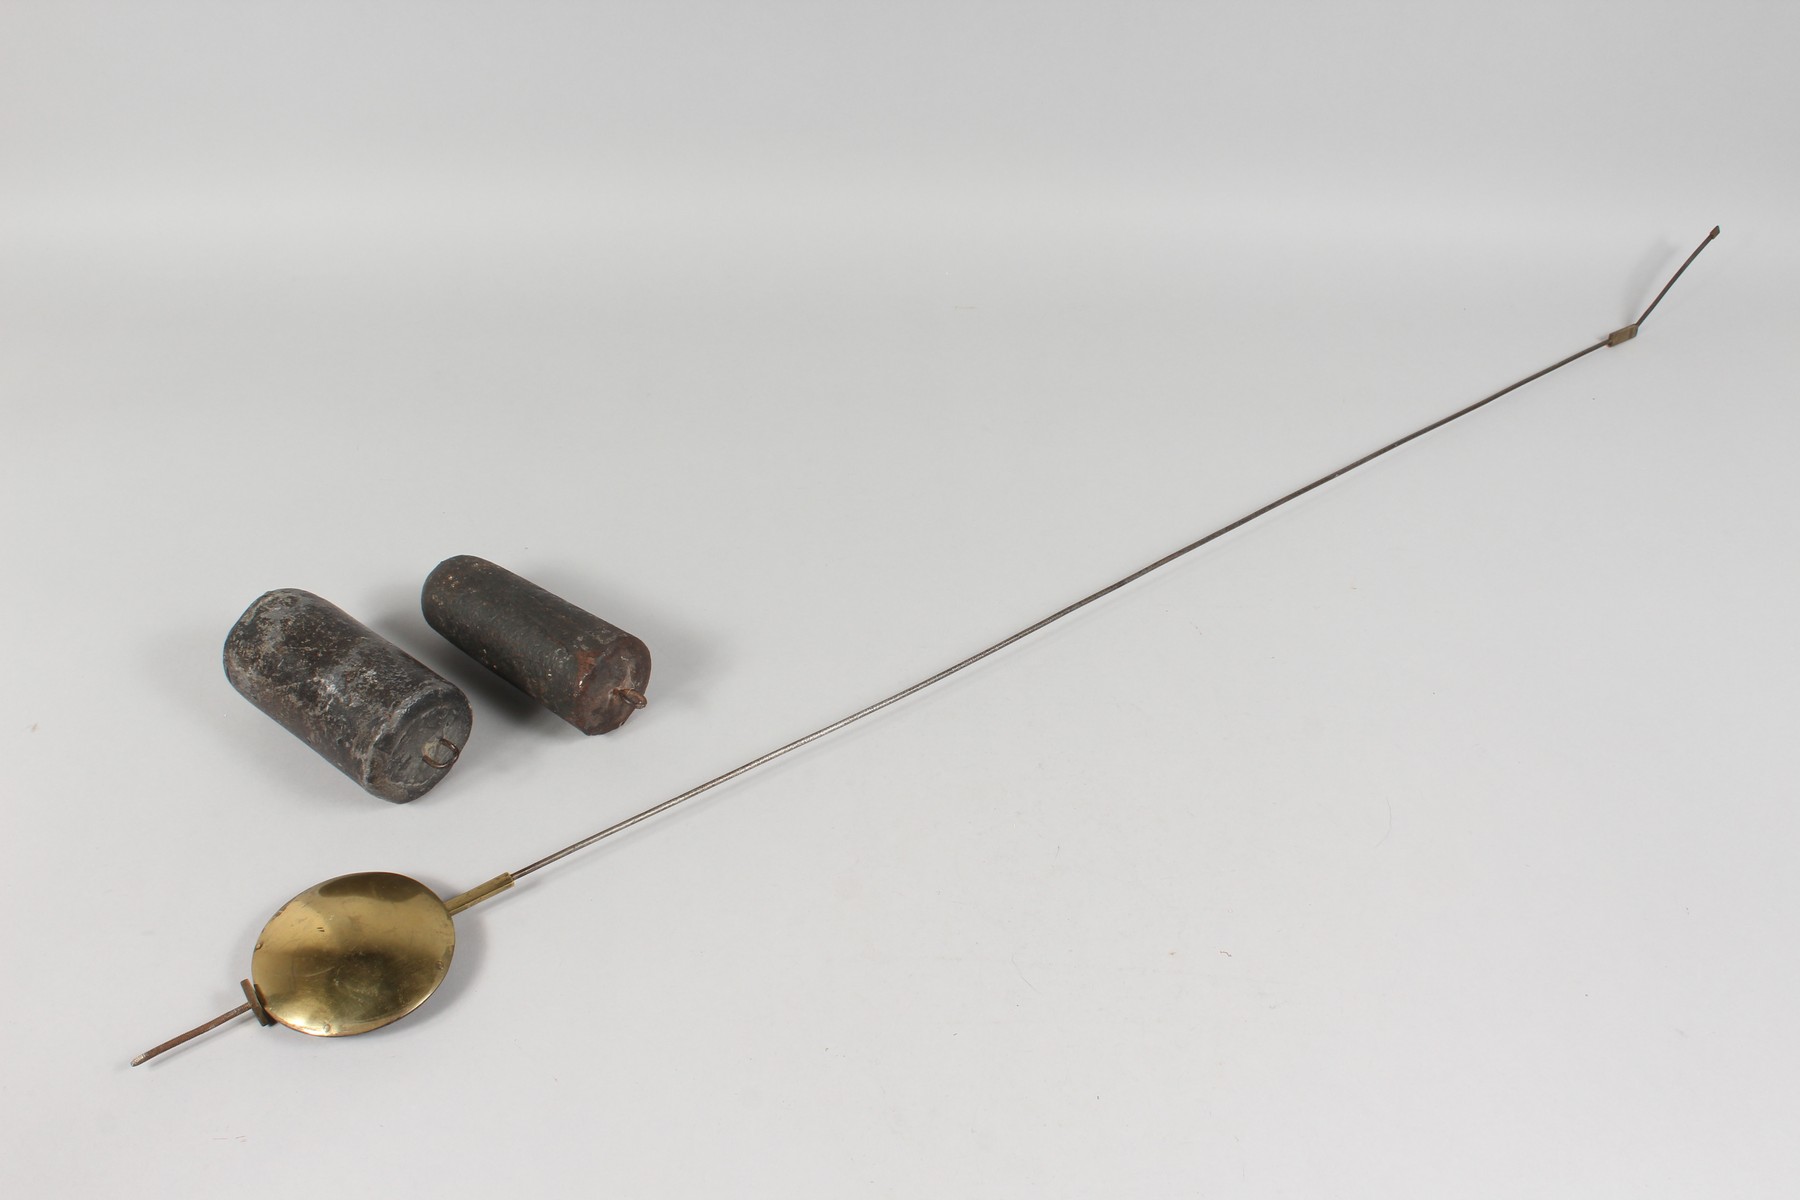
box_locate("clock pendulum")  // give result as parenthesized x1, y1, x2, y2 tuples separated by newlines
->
(131, 227, 1720, 1067)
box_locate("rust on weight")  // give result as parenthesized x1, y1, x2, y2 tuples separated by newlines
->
(422, 555, 652, 735)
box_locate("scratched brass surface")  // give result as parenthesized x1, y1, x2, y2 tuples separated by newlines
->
(250, 871, 455, 1037)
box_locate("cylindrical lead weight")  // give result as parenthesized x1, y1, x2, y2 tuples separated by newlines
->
(224, 589, 473, 802)
(421, 555, 651, 735)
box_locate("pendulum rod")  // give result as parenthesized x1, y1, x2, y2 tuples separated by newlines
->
(127, 228, 1719, 1069)
(508, 226, 1720, 884)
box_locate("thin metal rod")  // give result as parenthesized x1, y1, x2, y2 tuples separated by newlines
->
(511, 228, 1719, 883)
(1636, 226, 1720, 329)
(130, 1003, 252, 1066)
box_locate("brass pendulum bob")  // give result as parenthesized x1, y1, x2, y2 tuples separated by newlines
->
(132, 871, 512, 1064)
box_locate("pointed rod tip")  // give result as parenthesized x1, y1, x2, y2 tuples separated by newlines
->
(129, 1000, 253, 1067)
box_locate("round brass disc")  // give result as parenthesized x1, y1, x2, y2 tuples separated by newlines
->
(250, 871, 455, 1037)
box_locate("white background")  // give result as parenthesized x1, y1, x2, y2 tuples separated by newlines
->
(3, 3, 1796, 1196)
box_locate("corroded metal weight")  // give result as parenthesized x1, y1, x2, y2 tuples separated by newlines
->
(224, 589, 473, 802)
(422, 555, 651, 735)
